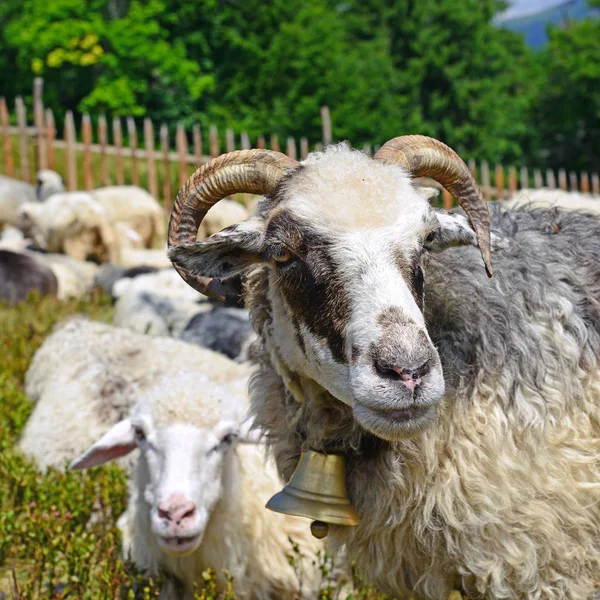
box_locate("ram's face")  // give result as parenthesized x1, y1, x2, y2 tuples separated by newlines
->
(171, 149, 481, 441)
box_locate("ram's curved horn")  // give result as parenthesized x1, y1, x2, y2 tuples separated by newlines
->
(168, 149, 301, 300)
(375, 135, 492, 277)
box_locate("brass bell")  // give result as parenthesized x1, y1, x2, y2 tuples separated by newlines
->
(266, 450, 359, 538)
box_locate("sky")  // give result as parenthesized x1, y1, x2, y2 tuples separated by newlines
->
(496, 0, 569, 21)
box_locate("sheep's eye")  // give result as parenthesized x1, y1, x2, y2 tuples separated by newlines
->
(424, 231, 436, 244)
(133, 427, 146, 442)
(221, 433, 237, 445)
(272, 247, 293, 264)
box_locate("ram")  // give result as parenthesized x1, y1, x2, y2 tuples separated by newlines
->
(168, 139, 600, 600)
(504, 188, 600, 214)
(70, 371, 326, 600)
(0, 249, 58, 304)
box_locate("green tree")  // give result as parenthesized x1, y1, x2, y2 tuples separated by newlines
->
(534, 5, 600, 172)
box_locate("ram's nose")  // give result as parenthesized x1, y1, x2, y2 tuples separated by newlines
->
(374, 359, 431, 391)
(157, 495, 197, 525)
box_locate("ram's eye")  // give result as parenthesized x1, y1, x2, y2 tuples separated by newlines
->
(272, 247, 293, 264)
(424, 231, 436, 244)
(133, 427, 146, 442)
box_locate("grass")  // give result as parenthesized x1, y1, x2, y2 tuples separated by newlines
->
(0, 292, 395, 599)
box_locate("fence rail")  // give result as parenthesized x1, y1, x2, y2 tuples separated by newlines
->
(1, 79, 599, 212)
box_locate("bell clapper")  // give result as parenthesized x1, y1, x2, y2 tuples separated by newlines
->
(310, 520, 329, 539)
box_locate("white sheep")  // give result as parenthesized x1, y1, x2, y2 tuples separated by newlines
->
(93, 186, 166, 248)
(70, 371, 326, 600)
(503, 188, 600, 213)
(197, 199, 249, 240)
(18, 192, 121, 264)
(17, 186, 166, 265)
(19, 317, 252, 472)
(0, 170, 64, 227)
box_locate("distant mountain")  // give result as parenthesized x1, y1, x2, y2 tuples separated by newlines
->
(495, 0, 599, 48)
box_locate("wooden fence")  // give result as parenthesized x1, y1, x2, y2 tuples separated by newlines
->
(1, 78, 599, 211)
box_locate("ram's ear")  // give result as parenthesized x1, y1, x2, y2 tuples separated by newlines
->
(429, 210, 507, 253)
(169, 218, 266, 280)
(70, 419, 136, 470)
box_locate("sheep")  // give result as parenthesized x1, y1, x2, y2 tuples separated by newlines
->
(167, 139, 600, 600)
(503, 187, 600, 214)
(94, 264, 160, 298)
(70, 371, 326, 600)
(197, 198, 249, 240)
(19, 317, 253, 472)
(17, 186, 166, 265)
(179, 304, 256, 362)
(0, 170, 64, 227)
(18, 192, 121, 264)
(93, 186, 166, 248)
(112, 268, 208, 337)
(0, 249, 57, 304)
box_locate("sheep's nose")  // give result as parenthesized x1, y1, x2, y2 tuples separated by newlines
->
(157, 495, 197, 524)
(374, 360, 431, 391)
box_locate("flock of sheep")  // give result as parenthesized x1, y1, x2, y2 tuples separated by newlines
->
(2, 138, 600, 600)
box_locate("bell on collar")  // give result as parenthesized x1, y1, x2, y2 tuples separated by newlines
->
(266, 449, 359, 539)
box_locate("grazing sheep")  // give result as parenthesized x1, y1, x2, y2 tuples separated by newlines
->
(19, 317, 253, 472)
(504, 188, 600, 214)
(0, 170, 64, 227)
(70, 371, 325, 600)
(197, 198, 249, 240)
(0, 249, 57, 304)
(179, 304, 256, 362)
(167, 140, 600, 599)
(119, 247, 173, 269)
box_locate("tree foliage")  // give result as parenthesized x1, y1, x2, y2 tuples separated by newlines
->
(0, 0, 597, 170)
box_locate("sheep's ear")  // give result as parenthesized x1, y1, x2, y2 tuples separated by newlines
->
(70, 419, 136, 470)
(429, 210, 507, 253)
(169, 218, 266, 280)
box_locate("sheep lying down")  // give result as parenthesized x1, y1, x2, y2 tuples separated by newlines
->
(70, 372, 327, 600)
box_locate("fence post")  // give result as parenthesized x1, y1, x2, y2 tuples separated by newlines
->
(581, 172, 590, 194)
(15, 96, 30, 183)
(592, 173, 599, 196)
(558, 168, 567, 190)
(362, 143, 372, 157)
(568, 170, 578, 192)
(495, 164, 504, 199)
(98, 115, 109, 186)
(481, 161, 490, 199)
(176, 123, 188, 188)
(321, 106, 332, 146)
(113, 118, 124, 185)
(192, 123, 202, 165)
(33, 77, 47, 170)
(225, 127, 235, 153)
(144, 118, 158, 200)
(508, 166, 517, 195)
(160, 124, 172, 211)
(127, 117, 139, 186)
(534, 168, 543, 189)
(300, 137, 309, 160)
(270, 134, 280, 152)
(546, 169, 556, 189)
(442, 189, 453, 210)
(286, 137, 297, 160)
(241, 132, 250, 151)
(209, 125, 220, 158)
(0, 98, 14, 177)
(468, 158, 477, 182)
(257, 135, 266, 150)
(82, 113, 93, 191)
(64, 110, 77, 191)
(520, 166, 528, 189)
(45, 108, 55, 171)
